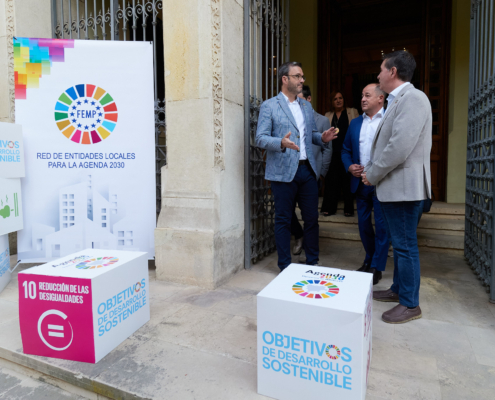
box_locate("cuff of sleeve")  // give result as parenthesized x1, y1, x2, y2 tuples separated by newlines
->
(366, 168, 377, 186)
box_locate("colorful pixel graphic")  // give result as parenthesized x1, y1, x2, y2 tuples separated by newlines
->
(325, 344, 341, 360)
(14, 37, 74, 100)
(55, 84, 118, 144)
(75, 257, 119, 270)
(291, 279, 340, 299)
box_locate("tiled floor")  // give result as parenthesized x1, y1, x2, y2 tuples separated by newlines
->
(1, 239, 494, 399)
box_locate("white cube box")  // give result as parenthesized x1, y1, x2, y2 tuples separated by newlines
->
(18, 249, 150, 363)
(257, 264, 373, 400)
(0, 234, 11, 294)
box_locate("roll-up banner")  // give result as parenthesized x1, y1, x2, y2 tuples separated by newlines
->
(14, 38, 156, 262)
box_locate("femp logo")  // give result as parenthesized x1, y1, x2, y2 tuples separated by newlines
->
(262, 331, 353, 391)
(54, 84, 118, 145)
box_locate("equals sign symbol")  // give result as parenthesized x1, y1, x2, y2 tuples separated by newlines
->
(48, 324, 64, 338)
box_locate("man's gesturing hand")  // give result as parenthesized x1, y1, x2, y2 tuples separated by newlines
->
(348, 164, 364, 178)
(281, 132, 300, 151)
(361, 172, 371, 186)
(321, 127, 338, 143)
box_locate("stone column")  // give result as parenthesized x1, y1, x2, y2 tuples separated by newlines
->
(155, 0, 244, 288)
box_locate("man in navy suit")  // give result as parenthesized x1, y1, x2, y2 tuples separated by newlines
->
(255, 62, 336, 271)
(342, 83, 388, 284)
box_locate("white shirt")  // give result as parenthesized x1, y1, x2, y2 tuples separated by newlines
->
(386, 81, 410, 109)
(281, 92, 307, 160)
(359, 108, 385, 167)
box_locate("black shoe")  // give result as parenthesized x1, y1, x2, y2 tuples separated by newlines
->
(357, 262, 370, 272)
(370, 268, 382, 285)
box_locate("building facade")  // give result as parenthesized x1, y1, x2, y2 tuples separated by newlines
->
(0, 0, 493, 297)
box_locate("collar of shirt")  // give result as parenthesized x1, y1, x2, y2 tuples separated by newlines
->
(387, 81, 410, 104)
(363, 108, 385, 122)
(281, 91, 300, 105)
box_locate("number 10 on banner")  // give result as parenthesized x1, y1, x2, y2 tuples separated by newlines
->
(23, 281, 36, 299)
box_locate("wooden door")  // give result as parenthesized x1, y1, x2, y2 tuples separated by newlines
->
(317, 0, 452, 201)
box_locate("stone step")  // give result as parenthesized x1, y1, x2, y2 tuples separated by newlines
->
(297, 210, 465, 233)
(297, 210, 465, 232)
(328, 200, 465, 216)
(319, 224, 465, 250)
(417, 214, 465, 231)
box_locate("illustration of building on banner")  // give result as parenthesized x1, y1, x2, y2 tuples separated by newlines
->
(29, 175, 139, 259)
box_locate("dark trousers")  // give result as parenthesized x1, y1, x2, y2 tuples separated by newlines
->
(356, 184, 388, 272)
(271, 165, 319, 270)
(321, 156, 354, 214)
(380, 201, 423, 308)
(291, 178, 323, 240)
(291, 209, 304, 240)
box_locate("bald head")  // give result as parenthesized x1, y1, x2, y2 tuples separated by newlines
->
(361, 84, 385, 117)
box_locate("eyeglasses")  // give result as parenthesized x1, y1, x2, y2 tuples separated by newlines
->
(287, 74, 305, 81)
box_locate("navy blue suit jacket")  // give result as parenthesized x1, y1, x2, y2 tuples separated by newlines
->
(341, 116, 364, 194)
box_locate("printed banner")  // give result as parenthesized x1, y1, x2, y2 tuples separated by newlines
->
(0, 178, 23, 236)
(14, 38, 155, 262)
(0, 234, 11, 294)
(0, 121, 25, 178)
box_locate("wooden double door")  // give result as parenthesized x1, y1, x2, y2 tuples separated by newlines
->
(317, 0, 451, 201)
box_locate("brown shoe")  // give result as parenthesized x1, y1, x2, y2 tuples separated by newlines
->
(373, 289, 399, 302)
(382, 304, 422, 324)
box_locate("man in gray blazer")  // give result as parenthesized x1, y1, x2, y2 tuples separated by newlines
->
(362, 51, 432, 324)
(291, 85, 332, 256)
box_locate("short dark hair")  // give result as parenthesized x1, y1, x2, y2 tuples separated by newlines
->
(382, 51, 416, 82)
(372, 83, 386, 97)
(278, 61, 303, 89)
(302, 85, 311, 99)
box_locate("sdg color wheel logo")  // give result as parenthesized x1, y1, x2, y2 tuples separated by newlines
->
(75, 257, 119, 270)
(325, 344, 341, 360)
(292, 279, 340, 299)
(54, 84, 118, 145)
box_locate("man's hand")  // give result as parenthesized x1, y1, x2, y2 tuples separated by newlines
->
(361, 172, 371, 186)
(321, 127, 338, 143)
(348, 164, 364, 178)
(281, 132, 300, 151)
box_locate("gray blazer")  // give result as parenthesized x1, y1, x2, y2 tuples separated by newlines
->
(365, 84, 432, 202)
(255, 93, 329, 182)
(313, 111, 332, 177)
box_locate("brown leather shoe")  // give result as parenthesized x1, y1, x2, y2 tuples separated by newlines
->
(382, 304, 422, 324)
(373, 289, 399, 302)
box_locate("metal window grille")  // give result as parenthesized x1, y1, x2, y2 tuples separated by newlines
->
(51, 0, 166, 219)
(244, 0, 290, 268)
(465, 0, 495, 302)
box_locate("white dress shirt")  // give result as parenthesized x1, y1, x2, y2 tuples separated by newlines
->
(386, 81, 410, 109)
(359, 108, 385, 167)
(281, 92, 307, 160)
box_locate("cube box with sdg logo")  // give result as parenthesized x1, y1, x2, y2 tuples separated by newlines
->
(257, 264, 373, 400)
(18, 249, 150, 363)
